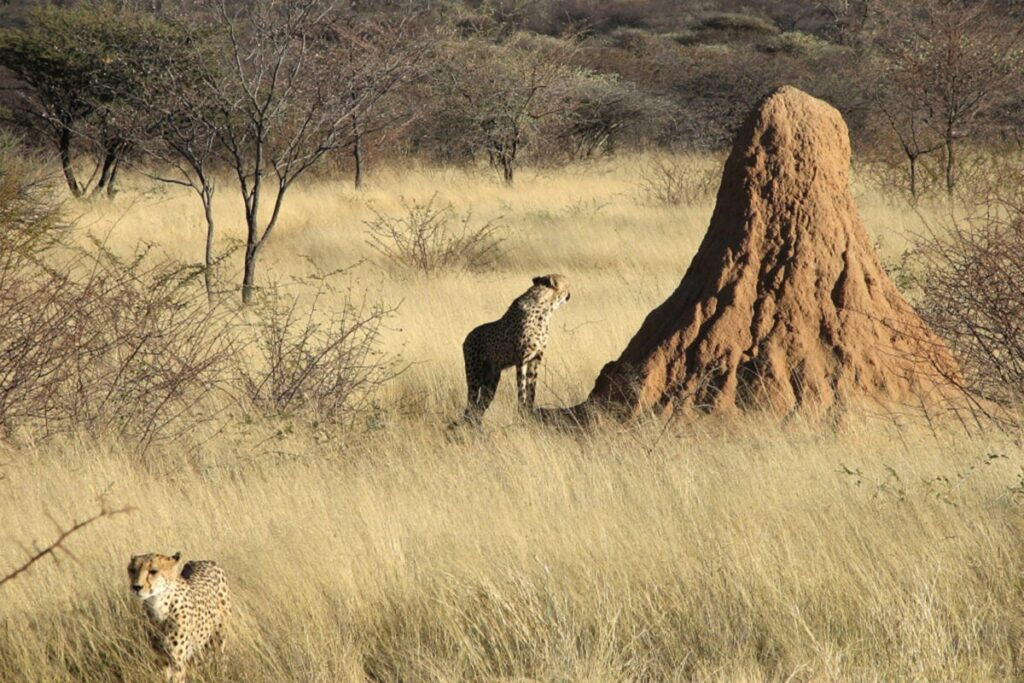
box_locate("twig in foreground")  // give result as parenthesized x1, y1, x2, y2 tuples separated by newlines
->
(0, 504, 136, 588)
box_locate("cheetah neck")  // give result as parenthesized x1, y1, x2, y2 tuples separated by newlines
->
(143, 583, 185, 623)
(537, 306, 556, 326)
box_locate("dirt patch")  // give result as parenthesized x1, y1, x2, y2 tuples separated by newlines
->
(577, 86, 959, 420)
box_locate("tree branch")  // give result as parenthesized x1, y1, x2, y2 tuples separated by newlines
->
(1, 503, 136, 588)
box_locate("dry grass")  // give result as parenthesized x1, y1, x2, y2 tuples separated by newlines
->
(3, 154, 1022, 681)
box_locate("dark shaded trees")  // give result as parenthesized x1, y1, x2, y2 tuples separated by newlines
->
(0, 4, 177, 198)
(432, 33, 581, 184)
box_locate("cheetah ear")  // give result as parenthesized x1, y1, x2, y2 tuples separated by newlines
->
(532, 275, 552, 288)
(168, 551, 184, 577)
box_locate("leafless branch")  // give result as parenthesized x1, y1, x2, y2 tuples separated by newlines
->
(0, 504, 135, 589)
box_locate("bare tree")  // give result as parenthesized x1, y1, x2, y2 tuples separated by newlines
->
(185, 0, 421, 303)
(874, 78, 944, 200)
(878, 0, 1024, 195)
(546, 72, 674, 160)
(816, 0, 878, 46)
(140, 111, 221, 301)
(330, 7, 434, 189)
(433, 33, 579, 184)
(119, 21, 224, 301)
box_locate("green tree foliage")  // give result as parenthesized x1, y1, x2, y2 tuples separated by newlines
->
(0, 3, 186, 198)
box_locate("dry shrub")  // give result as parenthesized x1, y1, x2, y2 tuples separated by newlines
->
(0, 236, 235, 450)
(0, 144, 63, 257)
(637, 155, 719, 206)
(0, 142, 231, 449)
(950, 152, 1024, 211)
(0, 140, 398, 450)
(897, 204, 1024, 407)
(0, 502, 134, 589)
(364, 193, 505, 275)
(760, 31, 843, 57)
(696, 12, 779, 35)
(240, 272, 401, 425)
(854, 157, 914, 201)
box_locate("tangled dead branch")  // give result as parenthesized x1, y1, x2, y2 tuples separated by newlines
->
(0, 503, 135, 588)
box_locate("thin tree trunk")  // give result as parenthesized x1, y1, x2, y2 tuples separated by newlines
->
(504, 138, 518, 185)
(106, 155, 121, 198)
(242, 240, 257, 305)
(92, 143, 121, 199)
(58, 126, 82, 198)
(909, 154, 917, 199)
(242, 204, 259, 305)
(240, 147, 263, 305)
(202, 186, 216, 304)
(945, 128, 956, 196)
(353, 117, 364, 189)
(92, 153, 115, 198)
(240, 184, 288, 304)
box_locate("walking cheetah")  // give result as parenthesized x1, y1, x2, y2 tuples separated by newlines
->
(128, 552, 231, 682)
(461, 274, 571, 424)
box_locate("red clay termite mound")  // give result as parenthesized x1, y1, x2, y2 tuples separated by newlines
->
(580, 86, 958, 420)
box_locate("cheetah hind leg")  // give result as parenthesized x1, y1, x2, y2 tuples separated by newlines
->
(464, 362, 501, 425)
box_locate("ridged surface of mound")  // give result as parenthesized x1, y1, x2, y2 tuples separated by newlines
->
(583, 86, 957, 418)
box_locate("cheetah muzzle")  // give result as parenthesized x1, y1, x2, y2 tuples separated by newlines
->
(460, 274, 571, 425)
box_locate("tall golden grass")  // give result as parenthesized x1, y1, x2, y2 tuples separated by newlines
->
(2, 155, 1022, 681)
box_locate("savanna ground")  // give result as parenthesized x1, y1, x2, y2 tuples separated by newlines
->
(3, 155, 1024, 681)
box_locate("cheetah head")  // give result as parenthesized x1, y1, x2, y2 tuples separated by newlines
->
(128, 552, 183, 599)
(531, 274, 571, 308)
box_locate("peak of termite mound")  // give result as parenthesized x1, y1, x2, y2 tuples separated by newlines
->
(580, 86, 959, 420)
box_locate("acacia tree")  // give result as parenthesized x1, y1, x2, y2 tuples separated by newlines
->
(433, 33, 579, 184)
(546, 72, 674, 160)
(150, 109, 221, 302)
(124, 23, 222, 301)
(879, 0, 1024, 195)
(0, 4, 172, 198)
(172, 0, 420, 303)
(331, 8, 433, 189)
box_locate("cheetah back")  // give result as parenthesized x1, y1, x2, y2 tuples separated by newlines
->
(180, 561, 231, 627)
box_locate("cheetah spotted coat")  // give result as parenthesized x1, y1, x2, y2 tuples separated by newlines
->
(461, 274, 571, 424)
(129, 553, 231, 682)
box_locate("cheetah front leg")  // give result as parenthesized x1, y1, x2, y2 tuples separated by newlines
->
(165, 662, 186, 683)
(161, 626, 190, 683)
(209, 629, 227, 655)
(516, 363, 528, 415)
(516, 354, 542, 416)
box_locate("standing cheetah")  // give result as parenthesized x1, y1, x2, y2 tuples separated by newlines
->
(461, 274, 571, 424)
(128, 552, 231, 682)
